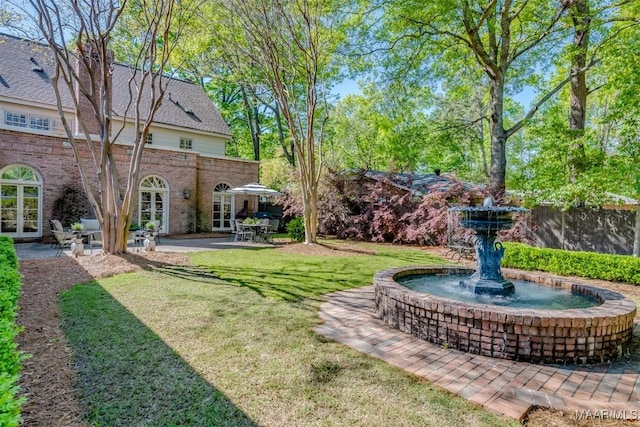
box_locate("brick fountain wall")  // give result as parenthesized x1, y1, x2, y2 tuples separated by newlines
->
(374, 267, 636, 365)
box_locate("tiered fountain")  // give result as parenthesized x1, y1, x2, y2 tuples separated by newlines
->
(374, 200, 636, 364)
(449, 197, 526, 295)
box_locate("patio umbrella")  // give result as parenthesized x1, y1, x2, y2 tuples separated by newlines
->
(227, 183, 281, 197)
(228, 183, 281, 211)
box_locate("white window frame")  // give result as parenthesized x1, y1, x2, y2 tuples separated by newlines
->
(29, 115, 51, 131)
(1, 109, 63, 134)
(138, 175, 169, 233)
(5, 111, 27, 128)
(139, 132, 153, 144)
(180, 137, 193, 150)
(212, 182, 235, 231)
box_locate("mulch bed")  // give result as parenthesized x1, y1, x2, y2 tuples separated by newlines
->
(17, 252, 189, 426)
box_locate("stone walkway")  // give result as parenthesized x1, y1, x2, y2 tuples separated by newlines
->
(314, 286, 640, 421)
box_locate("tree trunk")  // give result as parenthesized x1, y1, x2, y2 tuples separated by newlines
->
(567, 0, 590, 183)
(241, 86, 260, 161)
(488, 78, 507, 200)
(274, 103, 295, 166)
(634, 199, 640, 257)
(476, 96, 489, 179)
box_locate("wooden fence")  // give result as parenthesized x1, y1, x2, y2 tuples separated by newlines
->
(531, 205, 637, 255)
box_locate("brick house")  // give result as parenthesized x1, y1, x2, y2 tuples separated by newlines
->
(0, 33, 259, 240)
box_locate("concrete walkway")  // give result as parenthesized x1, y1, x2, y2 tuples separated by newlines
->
(14, 236, 272, 260)
(314, 286, 640, 421)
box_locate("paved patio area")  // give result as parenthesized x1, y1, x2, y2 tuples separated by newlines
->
(14, 236, 271, 260)
(314, 286, 640, 421)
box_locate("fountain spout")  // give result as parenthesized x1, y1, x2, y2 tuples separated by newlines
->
(482, 195, 495, 207)
(449, 205, 527, 296)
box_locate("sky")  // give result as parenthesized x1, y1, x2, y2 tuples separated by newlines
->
(332, 77, 538, 108)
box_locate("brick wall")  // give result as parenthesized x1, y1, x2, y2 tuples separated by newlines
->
(0, 128, 259, 237)
(374, 266, 636, 365)
(197, 156, 259, 229)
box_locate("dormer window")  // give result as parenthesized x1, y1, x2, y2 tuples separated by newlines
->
(5, 111, 27, 128)
(180, 137, 192, 150)
(30, 116, 51, 131)
(4, 111, 51, 131)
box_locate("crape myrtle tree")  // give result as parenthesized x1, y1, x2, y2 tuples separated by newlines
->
(164, 19, 297, 165)
(207, 0, 351, 244)
(28, 0, 196, 253)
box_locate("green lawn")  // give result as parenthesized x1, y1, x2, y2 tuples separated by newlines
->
(60, 242, 518, 426)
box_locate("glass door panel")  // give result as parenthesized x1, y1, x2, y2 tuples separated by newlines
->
(22, 186, 39, 232)
(212, 194, 234, 230)
(222, 201, 231, 228)
(0, 184, 40, 236)
(154, 193, 166, 231)
(139, 191, 167, 232)
(0, 185, 18, 233)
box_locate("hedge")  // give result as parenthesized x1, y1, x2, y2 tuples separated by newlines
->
(502, 243, 640, 285)
(0, 236, 24, 426)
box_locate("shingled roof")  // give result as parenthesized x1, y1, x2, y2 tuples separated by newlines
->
(0, 33, 231, 136)
(361, 170, 482, 196)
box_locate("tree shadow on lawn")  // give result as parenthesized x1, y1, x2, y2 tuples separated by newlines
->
(61, 281, 257, 427)
(159, 260, 379, 305)
(153, 264, 343, 309)
(112, 244, 446, 309)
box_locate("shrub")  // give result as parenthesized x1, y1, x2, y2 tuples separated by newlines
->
(0, 236, 24, 426)
(286, 217, 306, 242)
(502, 243, 640, 285)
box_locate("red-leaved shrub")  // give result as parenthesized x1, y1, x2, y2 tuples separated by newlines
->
(278, 170, 529, 246)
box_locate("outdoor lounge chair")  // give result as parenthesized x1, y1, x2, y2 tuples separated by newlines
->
(49, 219, 67, 248)
(52, 230, 75, 257)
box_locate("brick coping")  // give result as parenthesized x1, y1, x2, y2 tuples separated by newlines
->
(374, 266, 636, 365)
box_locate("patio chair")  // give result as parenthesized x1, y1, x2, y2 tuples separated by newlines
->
(49, 219, 61, 247)
(229, 219, 238, 242)
(233, 220, 254, 242)
(264, 219, 279, 243)
(446, 234, 476, 262)
(52, 230, 75, 257)
(88, 230, 103, 254)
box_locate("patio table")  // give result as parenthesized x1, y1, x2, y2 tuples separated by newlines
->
(239, 222, 269, 243)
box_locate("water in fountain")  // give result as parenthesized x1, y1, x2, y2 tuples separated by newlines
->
(396, 274, 599, 309)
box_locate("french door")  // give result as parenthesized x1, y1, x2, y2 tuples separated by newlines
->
(212, 183, 234, 230)
(139, 176, 168, 233)
(0, 166, 42, 238)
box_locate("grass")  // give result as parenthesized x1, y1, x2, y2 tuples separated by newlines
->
(60, 241, 519, 426)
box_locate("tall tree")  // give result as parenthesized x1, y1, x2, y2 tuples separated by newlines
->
(326, 81, 432, 172)
(29, 0, 192, 253)
(565, 0, 591, 181)
(209, 0, 348, 243)
(371, 0, 588, 199)
(599, 0, 640, 256)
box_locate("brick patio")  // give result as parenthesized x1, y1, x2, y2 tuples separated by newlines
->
(314, 286, 640, 421)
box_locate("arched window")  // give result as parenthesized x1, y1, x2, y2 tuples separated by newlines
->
(0, 165, 42, 237)
(212, 182, 234, 230)
(139, 175, 169, 233)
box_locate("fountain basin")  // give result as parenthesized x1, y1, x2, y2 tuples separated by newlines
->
(374, 266, 636, 364)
